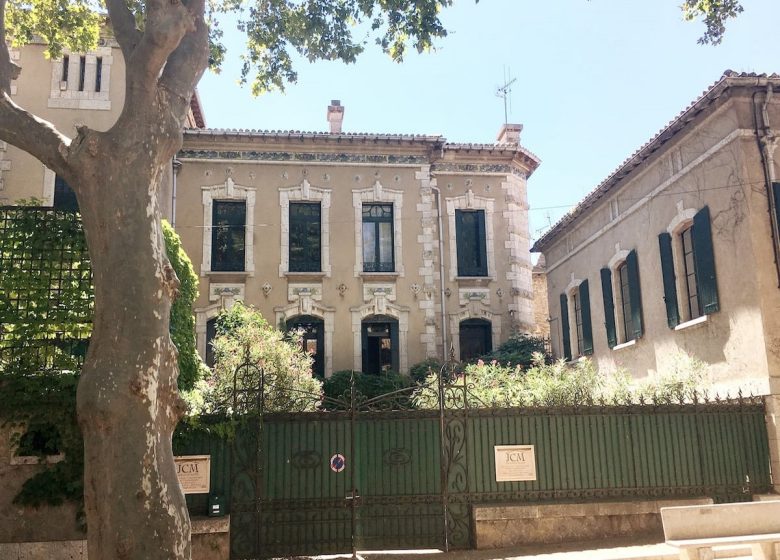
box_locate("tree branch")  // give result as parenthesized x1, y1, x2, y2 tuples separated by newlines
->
(0, 0, 21, 94)
(159, 0, 209, 122)
(0, 94, 71, 174)
(105, 0, 142, 61)
(124, 0, 195, 92)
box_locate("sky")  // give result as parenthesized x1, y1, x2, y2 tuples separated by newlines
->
(197, 0, 780, 246)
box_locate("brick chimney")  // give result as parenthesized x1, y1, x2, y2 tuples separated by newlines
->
(496, 123, 523, 144)
(327, 100, 344, 134)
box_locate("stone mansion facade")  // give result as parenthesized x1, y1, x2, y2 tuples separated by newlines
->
(2, 40, 540, 377)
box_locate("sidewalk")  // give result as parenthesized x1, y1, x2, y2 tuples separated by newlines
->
(301, 537, 752, 560)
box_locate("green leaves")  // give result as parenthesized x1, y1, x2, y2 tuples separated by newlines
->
(681, 0, 744, 45)
(5, 0, 100, 59)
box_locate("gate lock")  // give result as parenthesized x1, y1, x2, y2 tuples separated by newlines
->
(345, 489, 362, 505)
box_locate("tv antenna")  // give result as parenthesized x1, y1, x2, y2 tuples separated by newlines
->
(495, 67, 516, 124)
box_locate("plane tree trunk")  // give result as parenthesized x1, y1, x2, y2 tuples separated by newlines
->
(0, 1, 209, 558)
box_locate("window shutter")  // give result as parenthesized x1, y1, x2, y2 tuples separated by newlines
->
(476, 210, 487, 276)
(579, 280, 594, 355)
(692, 206, 719, 314)
(773, 183, 780, 232)
(560, 293, 572, 361)
(455, 211, 467, 276)
(626, 249, 644, 339)
(658, 232, 680, 328)
(600, 267, 617, 348)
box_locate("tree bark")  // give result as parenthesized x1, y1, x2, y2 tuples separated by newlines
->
(1, 2, 208, 558)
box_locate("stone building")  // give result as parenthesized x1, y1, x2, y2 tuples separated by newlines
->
(532, 71, 780, 397)
(177, 104, 540, 376)
(1, 38, 541, 377)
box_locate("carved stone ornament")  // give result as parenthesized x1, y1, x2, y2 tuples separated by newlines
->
(262, 282, 272, 296)
(496, 288, 504, 298)
(410, 283, 421, 295)
(338, 283, 348, 297)
(444, 287, 452, 298)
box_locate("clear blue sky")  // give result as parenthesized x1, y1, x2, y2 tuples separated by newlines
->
(198, 0, 780, 245)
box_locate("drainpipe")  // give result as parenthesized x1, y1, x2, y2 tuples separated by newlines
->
(171, 158, 182, 228)
(753, 84, 780, 286)
(430, 184, 448, 363)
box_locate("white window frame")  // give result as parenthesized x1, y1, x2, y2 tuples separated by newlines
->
(564, 276, 585, 359)
(48, 46, 114, 111)
(279, 179, 331, 277)
(446, 189, 495, 281)
(667, 204, 699, 323)
(607, 248, 632, 344)
(201, 178, 256, 276)
(352, 180, 404, 277)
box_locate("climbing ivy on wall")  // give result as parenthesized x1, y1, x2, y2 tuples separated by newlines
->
(0, 207, 202, 510)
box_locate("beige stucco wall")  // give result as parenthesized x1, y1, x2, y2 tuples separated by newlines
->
(541, 91, 780, 395)
(1, 41, 126, 206)
(176, 135, 537, 375)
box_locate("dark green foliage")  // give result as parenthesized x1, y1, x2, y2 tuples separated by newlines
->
(162, 220, 204, 392)
(0, 210, 201, 511)
(323, 370, 412, 405)
(481, 333, 550, 369)
(0, 372, 83, 516)
(409, 358, 442, 383)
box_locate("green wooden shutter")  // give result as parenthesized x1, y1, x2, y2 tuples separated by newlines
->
(600, 267, 617, 348)
(476, 210, 487, 276)
(579, 280, 593, 355)
(626, 249, 644, 339)
(658, 232, 680, 328)
(692, 206, 719, 314)
(773, 183, 780, 233)
(455, 211, 467, 276)
(560, 293, 571, 361)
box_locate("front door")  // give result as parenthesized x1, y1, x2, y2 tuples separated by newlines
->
(286, 315, 325, 378)
(361, 316, 399, 374)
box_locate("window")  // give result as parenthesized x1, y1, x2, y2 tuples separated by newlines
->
(95, 57, 103, 92)
(361, 316, 399, 374)
(455, 209, 487, 277)
(53, 175, 78, 212)
(211, 200, 246, 272)
(459, 319, 492, 362)
(289, 202, 321, 272)
(659, 206, 719, 328)
(78, 56, 86, 91)
(205, 318, 217, 369)
(61, 55, 69, 83)
(560, 280, 593, 360)
(600, 250, 643, 348)
(362, 203, 394, 272)
(287, 316, 324, 378)
(681, 226, 700, 320)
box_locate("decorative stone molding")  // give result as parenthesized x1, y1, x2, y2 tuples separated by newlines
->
(352, 180, 404, 276)
(288, 283, 323, 302)
(350, 297, 410, 373)
(209, 283, 245, 303)
(446, 189, 496, 282)
(275, 299, 336, 377)
(179, 149, 429, 166)
(195, 303, 225, 360)
(416, 166, 441, 359)
(459, 288, 490, 306)
(449, 300, 502, 361)
(201, 178, 256, 276)
(279, 179, 331, 277)
(500, 173, 534, 334)
(362, 283, 396, 303)
(48, 47, 114, 111)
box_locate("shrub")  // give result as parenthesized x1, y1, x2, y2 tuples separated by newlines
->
(409, 358, 443, 383)
(194, 303, 322, 413)
(323, 370, 412, 408)
(481, 333, 550, 368)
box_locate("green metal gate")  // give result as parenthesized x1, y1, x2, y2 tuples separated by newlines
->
(215, 358, 772, 559)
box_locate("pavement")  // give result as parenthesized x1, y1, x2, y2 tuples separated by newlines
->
(291, 537, 754, 560)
